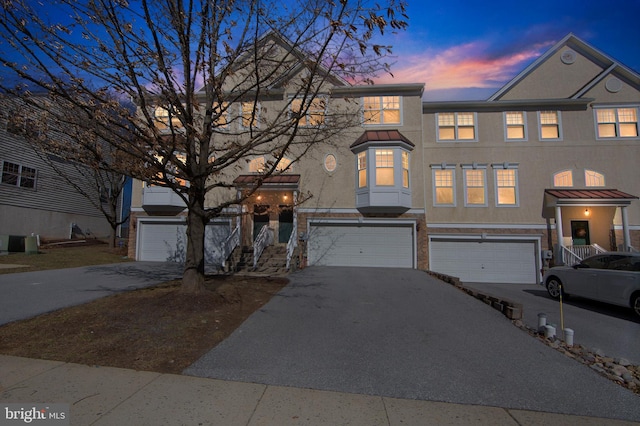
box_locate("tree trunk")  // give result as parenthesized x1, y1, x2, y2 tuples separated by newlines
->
(108, 226, 117, 249)
(182, 196, 207, 294)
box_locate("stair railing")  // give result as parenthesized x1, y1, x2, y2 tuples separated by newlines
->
(221, 221, 240, 269)
(253, 225, 274, 268)
(286, 215, 298, 270)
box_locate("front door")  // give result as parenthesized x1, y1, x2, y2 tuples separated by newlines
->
(571, 220, 590, 245)
(278, 206, 293, 243)
(253, 205, 269, 241)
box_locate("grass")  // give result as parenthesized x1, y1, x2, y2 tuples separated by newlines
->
(0, 241, 130, 274)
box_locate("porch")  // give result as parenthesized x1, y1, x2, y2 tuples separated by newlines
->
(543, 189, 638, 265)
(220, 175, 301, 272)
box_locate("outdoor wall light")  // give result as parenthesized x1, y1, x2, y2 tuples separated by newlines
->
(584, 208, 591, 217)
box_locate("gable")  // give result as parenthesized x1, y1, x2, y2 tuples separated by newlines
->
(489, 34, 640, 102)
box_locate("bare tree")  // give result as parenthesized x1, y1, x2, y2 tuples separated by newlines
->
(0, 0, 408, 293)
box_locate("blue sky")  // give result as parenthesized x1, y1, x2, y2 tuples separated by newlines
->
(375, 0, 640, 100)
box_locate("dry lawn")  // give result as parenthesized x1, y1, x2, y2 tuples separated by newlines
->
(0, 242, 288, 374)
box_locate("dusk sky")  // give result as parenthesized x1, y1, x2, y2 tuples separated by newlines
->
(375, 0, 640, 100)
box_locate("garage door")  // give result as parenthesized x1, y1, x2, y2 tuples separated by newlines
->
(429, 240, 538, 284)
(138, 221, 230, 264)
(308, 223, 414, 268)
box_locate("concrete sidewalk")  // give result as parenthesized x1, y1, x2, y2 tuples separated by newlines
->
(0, 355, 637, 426)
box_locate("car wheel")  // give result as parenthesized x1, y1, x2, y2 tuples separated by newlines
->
(632, 294, 640, 318)
(546, 277, 563, 299)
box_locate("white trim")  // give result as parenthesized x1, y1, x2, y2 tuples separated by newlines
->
(537, 110, 563, 141)
(436, 112, 478, 143)
(429, 233, 543, 242)
(430, 164, 456, 207)
(492, 164, 520, 208)
(427, 223, 550, 230)
(593, 105, 640, 141)
(361, 95, 403, 126)
(307, 217, 417, 268)
(298, 207, 425, 214)
(613, 224, 640, 231)
(461, 164, 487, 207)
(503, 111, 528, 142)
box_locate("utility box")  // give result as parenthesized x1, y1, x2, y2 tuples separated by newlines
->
(25, 235, 38, 255)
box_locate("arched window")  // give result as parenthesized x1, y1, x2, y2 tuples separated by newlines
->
(585, 170, 605, 187)
(553, 170, 573, 187)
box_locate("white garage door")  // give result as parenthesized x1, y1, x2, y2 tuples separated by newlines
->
(308, 223, 414, 268)
(138, 221, 229, 264)
(429, 240, 538, 284)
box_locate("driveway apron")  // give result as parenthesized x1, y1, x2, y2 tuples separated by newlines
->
(185, 267, 640, 422)
(0, 262, 182, 326)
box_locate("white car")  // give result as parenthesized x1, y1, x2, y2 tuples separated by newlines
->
(543, 252, 640, 318)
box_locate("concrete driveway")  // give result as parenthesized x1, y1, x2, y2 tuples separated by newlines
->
(0, 262, 182, 326)
(185, 267, 640, 422)
(464, 282, 640, 365)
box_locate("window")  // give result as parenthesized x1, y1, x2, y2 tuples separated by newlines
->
(437, 112, 476, 141)
(595, 107, 639, 138)
(505, 111, 526, 140)
(493, 164, 518, 206)
(432, 166, 455, 206)
(154, 106, 182, 129)
(249, 157, 265, 173)
(324, 154, 337, 172)
(291, 97, 326, 127)
(539, 111, 561, 140)
(213, 102, 229, 128)
(402, 151, 409, 188)
(275, 157, 292, 172)
(375, 149, 394, 186)
(585, 170, 605, 187)
(1, 161, 37, 189)
(357, 152, 367, 188)
(363, 96, 401, 125)
(463, 166, 486, 206)
(241, 102, 259, 129)
(553, 170, 573, 187)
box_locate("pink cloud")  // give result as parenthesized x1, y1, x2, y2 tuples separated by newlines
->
(376, 40, 553, 91)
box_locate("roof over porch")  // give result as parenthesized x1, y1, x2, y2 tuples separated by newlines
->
(542, 188, 638, 219)
(233, 174, 300, 189)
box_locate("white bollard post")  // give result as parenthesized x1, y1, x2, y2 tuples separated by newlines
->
(537, 313, 547, 333)
(564, 328, 574, 346)
(544, 324, 556, 339)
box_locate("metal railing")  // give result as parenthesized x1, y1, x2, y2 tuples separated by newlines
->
(253, 225, 274, 268)
(221, 221, 240, 269)
(561, 244, 608, 265)
(286, 215, 298, 270)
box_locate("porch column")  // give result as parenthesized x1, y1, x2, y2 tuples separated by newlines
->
(555, 206, 564, 263)
(621, 206, 631, 251)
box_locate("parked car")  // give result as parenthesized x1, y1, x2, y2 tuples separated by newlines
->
(543, 252, 640, 318)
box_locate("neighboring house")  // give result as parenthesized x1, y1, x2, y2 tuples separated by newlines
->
(128, 33, 639, 284)
(0, 96, 127, 246)
(423, 34, 639, 284)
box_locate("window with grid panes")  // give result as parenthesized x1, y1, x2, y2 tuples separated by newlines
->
(539, 111, 560, 139)
(433, 168, 454, 205)
(495, 168, 517, 205)
(464, 168, 486, 206)
(363, 96, 401, 125)
(505, 111, 526, 140)
(596, 107, 638, 138)
(375, 149, 394, 186)
(437, 112, 476, 141)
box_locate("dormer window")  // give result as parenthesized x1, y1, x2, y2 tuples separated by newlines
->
(350, 130, 414, 213)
